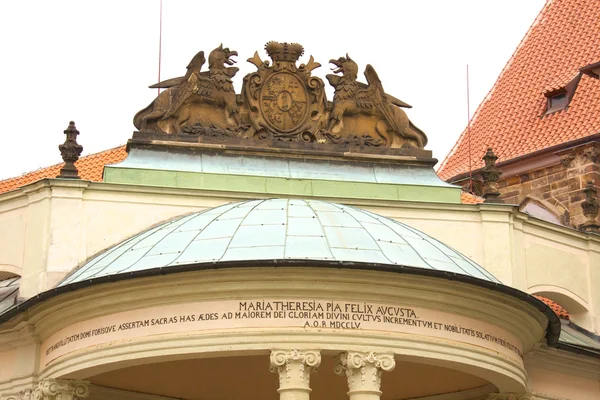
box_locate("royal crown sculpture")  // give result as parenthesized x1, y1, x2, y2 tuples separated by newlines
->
(133, 42, 428, 149)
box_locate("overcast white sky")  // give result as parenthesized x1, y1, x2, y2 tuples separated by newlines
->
(0, 0, 546, 180)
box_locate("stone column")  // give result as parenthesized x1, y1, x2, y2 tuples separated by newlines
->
(270, 349, 321, 400)
(33, 380, 90, 400)
(334, 351, 395, 400)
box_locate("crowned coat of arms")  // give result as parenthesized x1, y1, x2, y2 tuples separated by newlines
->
(243, 42, 326, 141)
(134, 41, 428, 149)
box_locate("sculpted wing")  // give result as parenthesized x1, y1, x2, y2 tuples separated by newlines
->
(150, 51, 206, 89)
(163, 72, 199, 119)
(186, 51, 206, 75)
(326, 74, 342, 88)
(149, 76, 185, 89)
(354, 81, 412, 108)
(363, 64, 402, 133)
(148, 51, 206, 89)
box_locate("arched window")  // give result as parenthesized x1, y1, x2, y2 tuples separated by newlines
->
(0, 275, 20, 314)
(519, 197, 565, 225)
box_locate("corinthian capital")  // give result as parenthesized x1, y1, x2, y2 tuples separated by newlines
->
(34, 380, 90, 400)
(486, 393, 534, 400)
(18, 390, 33, 400)
(270, 349, 321, 390)
(334, 351, 395, 395)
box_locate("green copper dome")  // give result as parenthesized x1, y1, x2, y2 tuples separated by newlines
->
(60, 199, 499, 286)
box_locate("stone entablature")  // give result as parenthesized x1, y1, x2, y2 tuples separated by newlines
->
(0, 266, 549, 395)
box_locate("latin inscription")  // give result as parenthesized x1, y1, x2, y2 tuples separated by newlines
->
(43, 299, 523, 363)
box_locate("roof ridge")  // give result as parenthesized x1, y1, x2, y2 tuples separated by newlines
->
(437, 0, 550, 176)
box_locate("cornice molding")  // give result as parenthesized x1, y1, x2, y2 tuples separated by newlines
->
(23, 268, 545, 353)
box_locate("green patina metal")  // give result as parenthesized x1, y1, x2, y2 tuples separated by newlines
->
(104, 166, 461, 203)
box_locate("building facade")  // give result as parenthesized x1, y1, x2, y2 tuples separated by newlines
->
(1, 38, 599, 400)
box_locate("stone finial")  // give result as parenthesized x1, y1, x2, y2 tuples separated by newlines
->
(481, 147, 503, 203)
(580, 181, 600, 233)
(34, 379, 90, 400)
(58, 121, 83, 179)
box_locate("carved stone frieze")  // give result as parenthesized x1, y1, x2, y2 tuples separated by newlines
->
(556, 142, 600, 168)
(334, 351, 395, 395)
(270, 349, 321, 392)
(559, 153, 576, 168)
(133, 41, 428, 151)
(33, 380, 90, 400)
(582, 144, 600, 164)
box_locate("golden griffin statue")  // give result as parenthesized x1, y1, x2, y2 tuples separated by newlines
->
(133, 42, 428, 149)
(134, 44, 239, 134)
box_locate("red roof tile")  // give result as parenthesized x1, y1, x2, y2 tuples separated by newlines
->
(534, 295, 570, 320)
(0, 146, 127, 194)
(438, 0, 600, 181)
(461, 192, 485, 204)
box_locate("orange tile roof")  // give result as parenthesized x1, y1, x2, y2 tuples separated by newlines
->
(0, 146, 127, 194)
(460, 191, 485, 204)
(534, 295, 570, 320)
(438, 0, 600, 181)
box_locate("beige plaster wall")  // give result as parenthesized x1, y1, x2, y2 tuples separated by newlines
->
(527, 364, 600, 400)
(0, 349, 17, 379)
(0, 195, 28, 278)
(0, 179, 598, 333)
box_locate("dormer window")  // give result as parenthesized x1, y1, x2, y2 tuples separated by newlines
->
(543, 72, 582, 116)
(547, 91, 568, 113)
